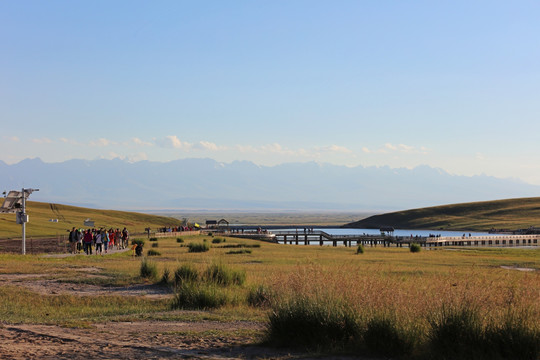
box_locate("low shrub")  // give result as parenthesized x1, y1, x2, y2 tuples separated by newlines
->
(131, 238, 145, 246)
(174, 263, 199, 286)
(212, 237, 225, 244)
(140, 257, 158, 280)
(149, 237, 158, 242)
(226, 249, 252, 255)
(171, 282, 229, 310)
(247, 284, 275, 307)
(188, 242, 210, 253)
(356, 244, 364, 254)
(147, 249, 161, 256)
(364, 315, 417, 357)
(410, 243, 421, 253)
(266, 296, 360, 350)
(151, 243, 159, 248)
(203, 263, 246, 286)
(176, 237, 184, 243)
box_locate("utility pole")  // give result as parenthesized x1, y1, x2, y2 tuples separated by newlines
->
(1, 188, 39, 255)
(18, 188, 39, 255)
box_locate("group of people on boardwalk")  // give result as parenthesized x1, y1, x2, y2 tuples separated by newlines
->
(68, 227, 129, 255)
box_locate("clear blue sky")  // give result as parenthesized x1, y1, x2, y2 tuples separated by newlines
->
(2, 1, 540, 184)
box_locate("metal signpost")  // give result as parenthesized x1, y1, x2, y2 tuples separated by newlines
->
(1, 188, 39, 255)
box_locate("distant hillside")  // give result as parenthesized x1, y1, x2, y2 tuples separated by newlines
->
(344, 197, 540, 231)
(0, 201, 184, 238)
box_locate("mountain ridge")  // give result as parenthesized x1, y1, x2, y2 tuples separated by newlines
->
(1, 158, 539, 211)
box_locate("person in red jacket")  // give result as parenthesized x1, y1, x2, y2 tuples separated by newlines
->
(83, 229, 93, 255)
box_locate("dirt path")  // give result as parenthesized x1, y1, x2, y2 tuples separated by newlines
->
(0, 321, 278, 360)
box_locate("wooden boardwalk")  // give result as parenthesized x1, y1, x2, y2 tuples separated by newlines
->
(272, 230, 540, 248)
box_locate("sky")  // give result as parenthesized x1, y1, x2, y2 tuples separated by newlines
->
(2, 1, 540, 184)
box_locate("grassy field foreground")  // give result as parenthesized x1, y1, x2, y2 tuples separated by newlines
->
(0, 235, 538, 359)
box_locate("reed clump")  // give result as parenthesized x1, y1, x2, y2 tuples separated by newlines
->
(173, 263, 199, 287)
(264, 263, 540, 359)
(247, 284, 275, 308)
(170, 262, 246, 310)
(212, 237, 226, 244)
(139, 257, 158, 280)
(171, 282, 229, 310)
(203, 263, 246, 286)
(187, 241, 210, 253)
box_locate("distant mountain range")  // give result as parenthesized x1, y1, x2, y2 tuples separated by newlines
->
(1, 158, 539, 211)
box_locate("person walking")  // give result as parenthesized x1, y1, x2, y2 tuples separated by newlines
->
(83, 229, 93, 255)
(103, 230, 110, 253)
(95, 229, 103, 255)
(68, 227, 77, 254)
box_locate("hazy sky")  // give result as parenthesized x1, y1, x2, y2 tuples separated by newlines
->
(2, 1, 540, 184)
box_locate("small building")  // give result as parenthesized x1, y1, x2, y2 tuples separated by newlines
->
(205, 220, 218, 229)
(380, 226, 395, 235)
(217, 219, 229, 230)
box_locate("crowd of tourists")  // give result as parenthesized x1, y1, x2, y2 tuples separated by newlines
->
(68, 227, 129, 255)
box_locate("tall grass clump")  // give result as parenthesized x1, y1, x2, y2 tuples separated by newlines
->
(176, 237, 184, 243)
(484, 311, 540, 360)
(247, 284, 275, 308)
(356, 244, 364, 254)
(151, 242, 159, 248)
(428, 304, 485, 359)
(203, 263, 246, 286)
(174, 263, 199, 287)
(171, 282, 229, 310)
(139, 257, 158, 280)
(212, 237, 225, 244)
(149, 237, 158, 242)
(266, 295, 361, 350)
(160, 267, 171, 285)
(363, 314, 417, 357)
(410, 243, 421, 253)
(188, 242, 210, 253)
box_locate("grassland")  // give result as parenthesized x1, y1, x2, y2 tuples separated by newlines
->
(346, 197, 540, 231)
(0, 233, 538, 358)
(0, 201, 184, 238)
